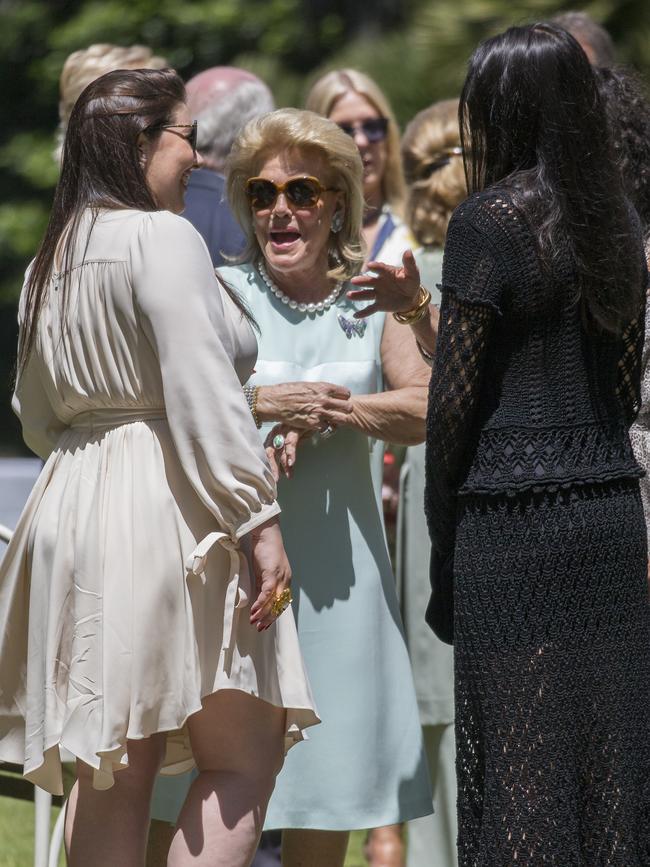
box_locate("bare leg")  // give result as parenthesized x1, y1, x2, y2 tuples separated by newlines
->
(168, 689, 286, 867)
(281, 829, 350, 867)
(363, 825, 405, 866)
(65, 733, 166, 867)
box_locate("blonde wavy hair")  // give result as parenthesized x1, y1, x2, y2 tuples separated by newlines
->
(401, 100, 467, 248)
(56, 44, 167, 159)
(305, 69, 405, 217)
(226, 108, 365, 282)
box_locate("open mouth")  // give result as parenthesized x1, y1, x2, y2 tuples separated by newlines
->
(270, 230, 301, 248)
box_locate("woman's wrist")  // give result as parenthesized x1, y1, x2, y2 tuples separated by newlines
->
(243, 384, 262, 428)
(250, 513, 281, 539)
(255, 385, 277, 423)
(409, 304, 438, 356)
(392, 286, 432, 324)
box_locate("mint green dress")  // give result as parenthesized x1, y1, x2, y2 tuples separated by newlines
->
(151, 263, 432, 829)
(231, 264, 431, 830)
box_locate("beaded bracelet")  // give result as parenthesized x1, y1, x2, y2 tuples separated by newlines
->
(243, 384, 262, 429)
(392, 286, 432, 325)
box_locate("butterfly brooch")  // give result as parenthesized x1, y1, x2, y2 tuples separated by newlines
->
(337, 314, 367, 338)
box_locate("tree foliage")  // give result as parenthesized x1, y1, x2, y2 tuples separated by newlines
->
(0, 0, 648, 449)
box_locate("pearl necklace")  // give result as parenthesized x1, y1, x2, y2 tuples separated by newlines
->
(258, 262, 343, 314)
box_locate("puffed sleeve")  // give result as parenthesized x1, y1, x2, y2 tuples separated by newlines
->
(130, 211, 279, 562)
(12, 277, 66, 460)
(424, 200, 506, 642)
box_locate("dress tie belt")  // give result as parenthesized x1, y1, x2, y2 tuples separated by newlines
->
(185, 532, 251, 653)
(69, 408, 166, 430)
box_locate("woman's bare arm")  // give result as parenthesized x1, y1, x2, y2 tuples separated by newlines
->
(341, 315, 430, 445)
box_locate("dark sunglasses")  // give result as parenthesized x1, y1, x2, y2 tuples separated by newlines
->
(245, 176, 337, 211)
(148, 121, 198, 153)
(336, 117, 389, 143)
(420, 147, 464, 179)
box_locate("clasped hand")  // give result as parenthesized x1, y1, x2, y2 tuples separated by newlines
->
(257, 380, 353, 431)
(259, 379, 352, 480)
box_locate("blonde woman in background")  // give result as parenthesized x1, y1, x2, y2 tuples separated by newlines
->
(398, 100, 466, 867)
(55, 43, 167, 160)
(401, 101, 466, 301)
(306, 69, 413, 270)
(306, 69, 418, 867)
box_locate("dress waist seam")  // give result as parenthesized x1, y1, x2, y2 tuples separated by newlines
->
(68, 408, 167, 430)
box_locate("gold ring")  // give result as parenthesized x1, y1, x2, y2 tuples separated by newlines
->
(270, 588, 292, 618)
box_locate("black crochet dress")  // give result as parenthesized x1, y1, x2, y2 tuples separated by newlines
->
(424, 189, 650, 866)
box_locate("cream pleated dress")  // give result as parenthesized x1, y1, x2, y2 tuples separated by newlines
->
(0, 208, 319, 796)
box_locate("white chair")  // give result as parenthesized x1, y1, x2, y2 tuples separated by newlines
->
(0, 522, 67, 867)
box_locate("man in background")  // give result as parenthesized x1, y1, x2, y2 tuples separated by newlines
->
(183, 66, 275, 265)
(551, 10, 616, 66)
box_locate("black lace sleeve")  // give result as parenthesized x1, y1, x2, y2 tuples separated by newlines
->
(424, 292, 498, 556)
(616, 214, 649, 426)
(617, 310, 646, 426)
(423, 199, 507, 640)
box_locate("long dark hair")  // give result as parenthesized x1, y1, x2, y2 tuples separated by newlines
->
(460, 23, 645, 333)
(19, 67, 184, 369)
(597, 65, 650, 240)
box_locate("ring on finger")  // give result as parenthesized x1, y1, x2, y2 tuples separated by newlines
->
(319, 424, 335, 440)
(270, 588, 293, 618)
(272, 433, 286, 450)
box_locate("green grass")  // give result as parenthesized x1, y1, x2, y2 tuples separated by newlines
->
(0, 797, 65, 867)
(345, 831, 368, 867)
(0, 797, 367, 867)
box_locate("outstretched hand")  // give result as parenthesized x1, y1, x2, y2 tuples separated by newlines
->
(347, 249, 422, 319)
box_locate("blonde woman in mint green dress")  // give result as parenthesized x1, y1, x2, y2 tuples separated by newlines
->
(152, 107, 433, 867)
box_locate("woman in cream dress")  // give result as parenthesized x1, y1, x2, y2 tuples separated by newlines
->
(0, 68, 317, 867)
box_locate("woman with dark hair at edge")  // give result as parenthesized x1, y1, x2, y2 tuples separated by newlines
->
(599, 66, 650, 581)
(0, 68, 318, 867)
(349, 23, 649, 864)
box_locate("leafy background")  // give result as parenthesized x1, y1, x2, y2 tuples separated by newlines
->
(1, 0, 649, 451)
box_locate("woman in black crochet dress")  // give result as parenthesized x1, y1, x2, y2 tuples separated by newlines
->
(349, 22, 650, 866)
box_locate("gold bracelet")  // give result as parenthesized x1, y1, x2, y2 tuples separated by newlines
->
(392, 286, 432, 325)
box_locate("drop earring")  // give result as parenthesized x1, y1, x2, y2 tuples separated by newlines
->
(331, 210, 344, 233)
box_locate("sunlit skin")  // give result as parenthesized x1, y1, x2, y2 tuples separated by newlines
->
(252, 149, 343, 300)
(138, 103, 202, 214)
(327, 90, 387, 212)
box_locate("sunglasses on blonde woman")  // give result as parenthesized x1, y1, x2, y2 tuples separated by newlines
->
(336, 117, 389, 143)
(245, 176, 338, 211)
